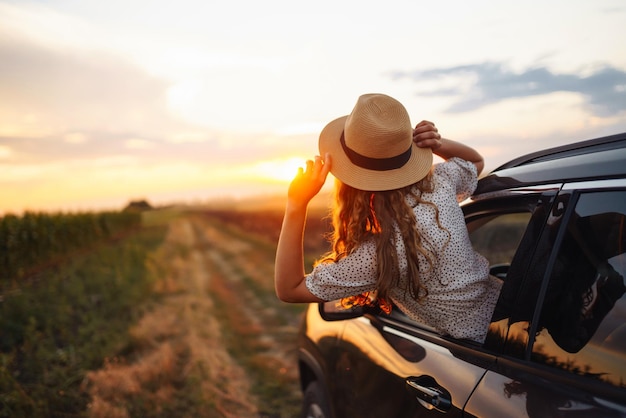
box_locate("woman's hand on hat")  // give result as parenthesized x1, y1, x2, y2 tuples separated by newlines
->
(413, 120, 442, 151)
(287, 153, 331, 206)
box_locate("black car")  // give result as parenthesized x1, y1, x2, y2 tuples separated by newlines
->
(297, 132, 626, 418)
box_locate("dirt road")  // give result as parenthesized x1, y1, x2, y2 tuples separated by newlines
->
(83, 212, 305, 418)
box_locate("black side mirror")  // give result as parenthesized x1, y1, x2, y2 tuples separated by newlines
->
(319, 300, 365, 321)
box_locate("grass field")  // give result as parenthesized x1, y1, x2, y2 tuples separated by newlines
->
(1, 206, 332, 418)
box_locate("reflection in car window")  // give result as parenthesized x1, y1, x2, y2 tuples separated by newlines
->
(532, 190, 626, 389)
(468, 212, 532, 267)
(467, 210, 534, 351)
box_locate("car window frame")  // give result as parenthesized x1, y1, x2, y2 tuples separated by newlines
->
(465, 188, 559, 352)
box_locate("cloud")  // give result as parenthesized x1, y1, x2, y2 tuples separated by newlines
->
(0, 34, 243, 167)
(124, 138, 155, 150)
(390, 62, 626, 117)
(64, 133, 88, 144)
(0, 33, 306, 167)
(0, 144, 12, 159)
(0, 36, 176, 135)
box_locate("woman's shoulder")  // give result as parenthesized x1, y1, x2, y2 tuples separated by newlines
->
(432, 158, 478, 199)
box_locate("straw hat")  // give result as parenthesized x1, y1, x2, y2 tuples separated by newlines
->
(318, 93, 433, 191)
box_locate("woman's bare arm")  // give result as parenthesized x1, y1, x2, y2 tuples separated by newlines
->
(274, 155, 330, 303)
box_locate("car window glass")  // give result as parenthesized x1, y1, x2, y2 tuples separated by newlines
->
(466, 210, 535, 352)
(532, 190, 626, 389)
(468, 212, 532, 272)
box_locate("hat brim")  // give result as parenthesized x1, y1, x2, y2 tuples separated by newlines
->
(319, 116, 433, 191)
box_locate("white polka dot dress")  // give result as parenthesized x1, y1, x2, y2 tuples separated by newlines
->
(305, 158, 502, 343)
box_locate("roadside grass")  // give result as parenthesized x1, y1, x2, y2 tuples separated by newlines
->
(0, 224, 167, 418)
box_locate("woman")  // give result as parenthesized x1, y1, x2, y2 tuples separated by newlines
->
(274, 93, 501, 342)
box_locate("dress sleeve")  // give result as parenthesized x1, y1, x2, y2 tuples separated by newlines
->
(435, 157, 478, 202)
(305, 241, 378, 301)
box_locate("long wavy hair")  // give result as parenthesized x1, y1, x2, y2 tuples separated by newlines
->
(317, 171, 449, 305)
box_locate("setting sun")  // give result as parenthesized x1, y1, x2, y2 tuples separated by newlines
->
(245, 156, 309, 183)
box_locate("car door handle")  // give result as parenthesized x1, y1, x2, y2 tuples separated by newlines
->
(406, 376, 452, 412)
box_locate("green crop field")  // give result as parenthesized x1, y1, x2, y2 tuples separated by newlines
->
(0, 206, 331, 418)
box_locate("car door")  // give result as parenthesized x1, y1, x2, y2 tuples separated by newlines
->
(319, 187, 551, 417)
(325, 308, 494, 417)
(465, 182, 626, 417)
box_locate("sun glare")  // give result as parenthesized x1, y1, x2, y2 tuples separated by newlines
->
(248, 157, 308, 183)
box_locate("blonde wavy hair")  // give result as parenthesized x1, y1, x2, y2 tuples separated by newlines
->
(317, 171, 450, 306)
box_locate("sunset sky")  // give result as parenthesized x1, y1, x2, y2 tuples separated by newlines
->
(1, 0, 625, 215)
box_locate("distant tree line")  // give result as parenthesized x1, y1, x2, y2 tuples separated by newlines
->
(0, 211, 141, 286)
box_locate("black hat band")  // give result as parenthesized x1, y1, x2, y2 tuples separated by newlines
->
(340, 131, 412, 171)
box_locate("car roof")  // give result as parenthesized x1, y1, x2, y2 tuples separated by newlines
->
(475, 132, 626, 195)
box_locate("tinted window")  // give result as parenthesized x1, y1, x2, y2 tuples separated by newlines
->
(532, 190, 626, 389)
(468, 212, 532, 268)
(466, 197, 550, 352)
